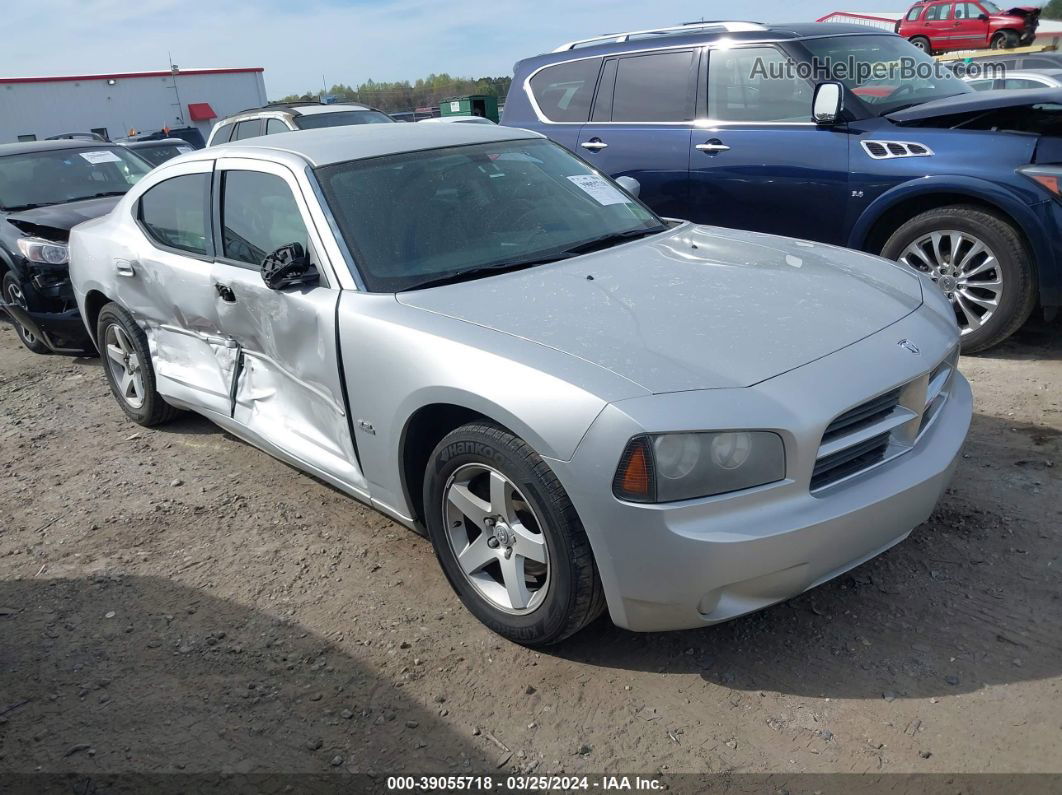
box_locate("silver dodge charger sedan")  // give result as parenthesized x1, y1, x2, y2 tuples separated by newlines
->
(69, 124, 972, 645)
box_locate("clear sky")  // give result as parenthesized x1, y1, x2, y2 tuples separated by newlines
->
(0, 0, 962, 97)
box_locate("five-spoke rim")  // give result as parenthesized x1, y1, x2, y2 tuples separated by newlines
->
(5, 281, 39, 345)
(104, 323, 145, 409)
(898, 229, 1003, 335)
(442, 464, 550, 615)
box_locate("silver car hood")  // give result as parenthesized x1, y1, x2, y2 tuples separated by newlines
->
(397, 224, 923, 394)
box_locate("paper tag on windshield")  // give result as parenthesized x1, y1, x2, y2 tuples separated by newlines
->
(177, 146, 193, 153)
(567, 174, 629, 206)
(79, 150, 122, 165)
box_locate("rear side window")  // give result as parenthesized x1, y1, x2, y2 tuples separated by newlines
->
(925, 3, 952, 21)
(212, 123, 235, 144)
(528, 59, 601, 122)
(138, 174, 211, 256)
(708, 47, 813, 123)
(221, 170, 308, 266)
(265, 118, 289, 135)
(233, 119, 265, 140)
(610, 50, 696, 122)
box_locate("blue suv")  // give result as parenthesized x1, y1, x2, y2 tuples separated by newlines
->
(502, 21, 1062, 352)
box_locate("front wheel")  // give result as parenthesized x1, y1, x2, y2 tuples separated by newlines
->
(991, 30, 1018, 49)
(2, 272, 50, 354)
(423, 421, 605, 646)
(881, 205, 1037, 353)
(97, 302, 180, 426)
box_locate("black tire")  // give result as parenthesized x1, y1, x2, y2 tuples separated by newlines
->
(881, 205, 1037, 353)
(96, 302, 180, 426)
(909, 36, 931, 54)
(991, 30, 1018, 49)
(423, 421, 606, 646)
(3, 272, 50, 354)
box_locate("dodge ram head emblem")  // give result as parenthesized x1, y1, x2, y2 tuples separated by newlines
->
(898, 339, 920, 355)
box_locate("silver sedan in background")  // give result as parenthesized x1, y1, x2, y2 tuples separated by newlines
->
(69, 124, 971, 645)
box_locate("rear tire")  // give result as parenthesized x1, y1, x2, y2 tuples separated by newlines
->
(3, 272, 50, 355)
(97, 302, 180, 426)
(881, 205, 1037, 353)
(423, 421, 606, 646)
(909, 36, 931, 54)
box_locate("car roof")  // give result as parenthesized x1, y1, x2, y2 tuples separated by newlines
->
(294, 103, 376, 116)
(210, 122, 542, 167)
(0, 140, 123, 157)
(533, 21, 890, 61)
(119, 138, 190, 148)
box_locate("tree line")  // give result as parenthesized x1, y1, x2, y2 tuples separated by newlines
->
(273, 74, 512, 113)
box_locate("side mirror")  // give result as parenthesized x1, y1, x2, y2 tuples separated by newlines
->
(813, 82, 844, 126)
(978, 13, 989, 21)
(260, 242, 319, 290)
(615, 175, 640, 198)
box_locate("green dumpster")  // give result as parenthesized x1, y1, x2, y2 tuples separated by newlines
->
(439, 95, 499, 123)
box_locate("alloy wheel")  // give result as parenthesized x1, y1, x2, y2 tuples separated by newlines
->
(5, 281, 39, 346)
(898, 229, 1003, 335)
(442, 464, 550, 615)
(104, 323, 146, 409)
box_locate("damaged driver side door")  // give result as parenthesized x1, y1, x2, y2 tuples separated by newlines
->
(208, 157, 365, 491)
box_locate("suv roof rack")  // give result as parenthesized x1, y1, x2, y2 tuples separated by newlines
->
(552, 20, 767, 52)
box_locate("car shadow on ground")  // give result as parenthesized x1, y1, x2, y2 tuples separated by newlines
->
(0, 575, 495, 782)
(550, 412, 1061, 702)
(973, 314, 1061, 361)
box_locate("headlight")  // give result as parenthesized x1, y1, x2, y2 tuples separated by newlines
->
(17, 237, 69, 265)
(613, 431, 786, 503)
(1019, 166, 1062, 199)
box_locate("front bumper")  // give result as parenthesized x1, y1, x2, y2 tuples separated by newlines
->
(1, 274, 94, 354)
(550, 306, 972, 632)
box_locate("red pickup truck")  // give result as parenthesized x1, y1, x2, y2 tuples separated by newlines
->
(896, 1, 1040, 53)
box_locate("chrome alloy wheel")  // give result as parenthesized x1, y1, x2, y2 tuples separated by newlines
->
(442, 464, 550, 614)
(5, 281, 39, 346)
(898, 230, 1003, 335)
(104, 323, 146, 409)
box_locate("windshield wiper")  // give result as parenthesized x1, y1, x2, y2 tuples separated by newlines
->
(400, 254, 575, 292)
(69, 191, 127, 201)
(3, 202, 55, 211)
(559, 225, 667, 256)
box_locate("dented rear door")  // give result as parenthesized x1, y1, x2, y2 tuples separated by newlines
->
(209, 157, 365, 491)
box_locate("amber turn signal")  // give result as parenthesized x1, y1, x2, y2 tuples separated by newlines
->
(612, 436, 656, 502)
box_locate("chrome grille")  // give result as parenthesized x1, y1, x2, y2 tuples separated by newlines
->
(811, 348, 958, 493)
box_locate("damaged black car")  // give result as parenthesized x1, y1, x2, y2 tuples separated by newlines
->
(0, 140, 151, 354)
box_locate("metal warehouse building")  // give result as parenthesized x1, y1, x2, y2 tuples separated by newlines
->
(0, 67, 268, 143)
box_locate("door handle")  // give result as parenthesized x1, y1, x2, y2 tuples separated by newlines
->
(215, 283, 236, 303)
(696, 140, 731, 153)
(114, 259, 136, 277)
(580, 139, 608, 151)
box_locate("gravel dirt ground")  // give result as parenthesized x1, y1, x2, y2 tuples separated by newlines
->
(0, 316, 1059, 786)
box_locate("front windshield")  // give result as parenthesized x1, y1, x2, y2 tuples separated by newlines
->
(316, 138, 663, 292)
(133, 143, 192, 167)
(801, 35, 971, 114)
(0, 147, 151, 211)
(295, 110, 394, 129)
(981, 1, 1001, 13)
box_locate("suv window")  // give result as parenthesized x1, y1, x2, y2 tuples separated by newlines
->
(925, 3, 952, 20)
(954, 3, 980, 19)
(138, 173, 211, 256)
(609, 50, 696, 122)
(233, 119, 265, 140)
(708, 47, 813, 122)
(907, 6, 924, 20)
(221, 170, 308, 266)
(265, 118, 289, 135)
(528, 58, 601, 122)
(212, 122, 236, 145)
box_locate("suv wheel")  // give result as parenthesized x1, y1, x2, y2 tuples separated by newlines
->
(423, 421, 606, 646)
(909, 36, 931, 53)
(3, 272, 50, 354)
(882, 205, 1037, 353)
(991, 30, 1018, 49)
(97, 302, 180, 426)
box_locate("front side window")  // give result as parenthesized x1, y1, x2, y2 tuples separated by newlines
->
(528, 59, 601, 122)
(138, 173, 211, 255)
(708, 47, 813, 122)
(0, 147, 150, 211)
(610, 50, 696, 122)
(294, 110, 394, 129)
(317, 138, 662, 292)
(212, 123, 235, 145)
(801, 35, 970, 113)
(221, 170, 308, 266)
